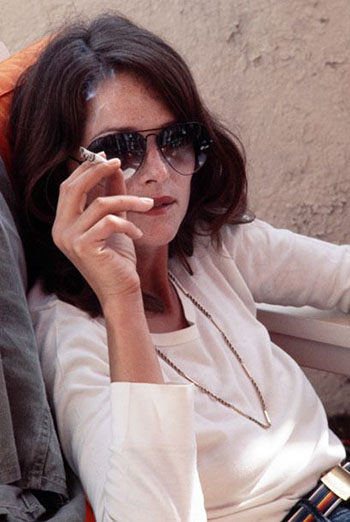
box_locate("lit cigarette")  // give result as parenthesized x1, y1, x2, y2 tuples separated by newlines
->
(79, 147, 108, 164)
(79, 146, 134, 180)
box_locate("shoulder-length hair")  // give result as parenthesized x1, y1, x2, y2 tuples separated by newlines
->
(10, 12, 252, 317)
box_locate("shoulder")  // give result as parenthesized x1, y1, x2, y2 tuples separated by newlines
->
(186, 219, 274, 272)
(191, 219, 283, 261)
(28, 281, 106, 353)
(219, 218, 287, 249)
(28, 281, 108, 389)
(28, 280, 103, 328)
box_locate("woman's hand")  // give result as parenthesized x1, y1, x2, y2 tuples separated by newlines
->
(52, 157, 153, 308)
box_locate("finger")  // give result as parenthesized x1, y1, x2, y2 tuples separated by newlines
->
(68, 215, 143, 257)
(69, 158, 121, 193)
(77, 195, 154, 230)
(69, 152, 107, 179)
(53, 195, 152, 251)
(84, 151, 127, 196)
(57, 159, 122, 220)
(53, 204, 144, 253)
(109, 162, 127, 199)
(67, 151, 109, 182)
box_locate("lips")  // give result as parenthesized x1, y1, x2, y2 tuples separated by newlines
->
(152, 196, 175, 208)
(144, 195, 175, 216)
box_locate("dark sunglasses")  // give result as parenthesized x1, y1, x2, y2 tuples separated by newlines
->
(73, 122, 211, 178)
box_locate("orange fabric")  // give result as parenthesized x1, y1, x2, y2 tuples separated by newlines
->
(0, 37, 50, 174)
(85, 501, 96, 522)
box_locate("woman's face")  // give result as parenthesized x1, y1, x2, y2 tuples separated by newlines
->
(81, 72, 193, 250)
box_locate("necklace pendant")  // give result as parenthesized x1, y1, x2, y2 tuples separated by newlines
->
(264, 410, 272, 428)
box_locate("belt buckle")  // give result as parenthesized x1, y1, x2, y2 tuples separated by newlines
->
(321, 464, 350, 501)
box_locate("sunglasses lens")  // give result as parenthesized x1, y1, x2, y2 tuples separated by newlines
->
(89, 133, 146, 178)
(159, 123, 210, 175)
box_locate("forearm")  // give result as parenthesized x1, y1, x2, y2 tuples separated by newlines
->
(103, 383, 206, 522)
(229, 220, 350, 311)
(103, 290, 164, 383)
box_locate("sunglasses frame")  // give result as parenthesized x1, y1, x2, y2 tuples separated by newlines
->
(71, 121, 212, 177)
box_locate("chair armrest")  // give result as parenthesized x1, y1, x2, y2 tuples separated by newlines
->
(256, 304, 350, 376)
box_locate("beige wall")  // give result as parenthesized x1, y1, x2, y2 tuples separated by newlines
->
(2, 1, 350, 242)
(1, 0, 349, 415)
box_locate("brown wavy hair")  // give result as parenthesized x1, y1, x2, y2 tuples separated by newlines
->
(10, 12, 252, 317)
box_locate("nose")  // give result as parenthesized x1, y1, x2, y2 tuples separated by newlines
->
(137, 134, 170, 184)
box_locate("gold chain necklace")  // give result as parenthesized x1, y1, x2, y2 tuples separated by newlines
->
(155, 272, 272, 430)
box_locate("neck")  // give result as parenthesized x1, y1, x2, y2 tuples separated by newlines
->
(136, 245, 172, 309)
(135, 244, 188, 332)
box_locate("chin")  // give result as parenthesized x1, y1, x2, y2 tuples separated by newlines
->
(134, 227, 178, 248)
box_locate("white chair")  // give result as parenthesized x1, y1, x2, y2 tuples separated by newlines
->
(257, 304, 350, 376)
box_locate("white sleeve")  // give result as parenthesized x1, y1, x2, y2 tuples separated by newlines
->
(32, 299, 207, 522)
(106, 383, 206, 521)
(223, 219, 350, 312)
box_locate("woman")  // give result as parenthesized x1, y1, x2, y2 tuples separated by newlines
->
(9, 13, 350, 522)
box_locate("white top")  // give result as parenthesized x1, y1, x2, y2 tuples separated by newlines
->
(28, 220, 350, 522)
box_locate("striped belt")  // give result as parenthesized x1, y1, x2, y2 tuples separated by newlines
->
(284, 461, 350, 521)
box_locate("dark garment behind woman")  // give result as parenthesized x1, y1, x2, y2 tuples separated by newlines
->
(0, 157, 85, 520)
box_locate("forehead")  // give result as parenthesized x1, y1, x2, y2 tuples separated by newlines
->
(82, 72, 175, 144)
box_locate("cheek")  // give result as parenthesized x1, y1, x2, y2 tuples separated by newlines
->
(180, 178, 192, 208)
(125, 177, 137, 196)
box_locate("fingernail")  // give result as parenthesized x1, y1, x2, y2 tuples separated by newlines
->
(135, 228, 143, 238)
(141, 197, 154, 205)
(108, 157, 121, 165)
